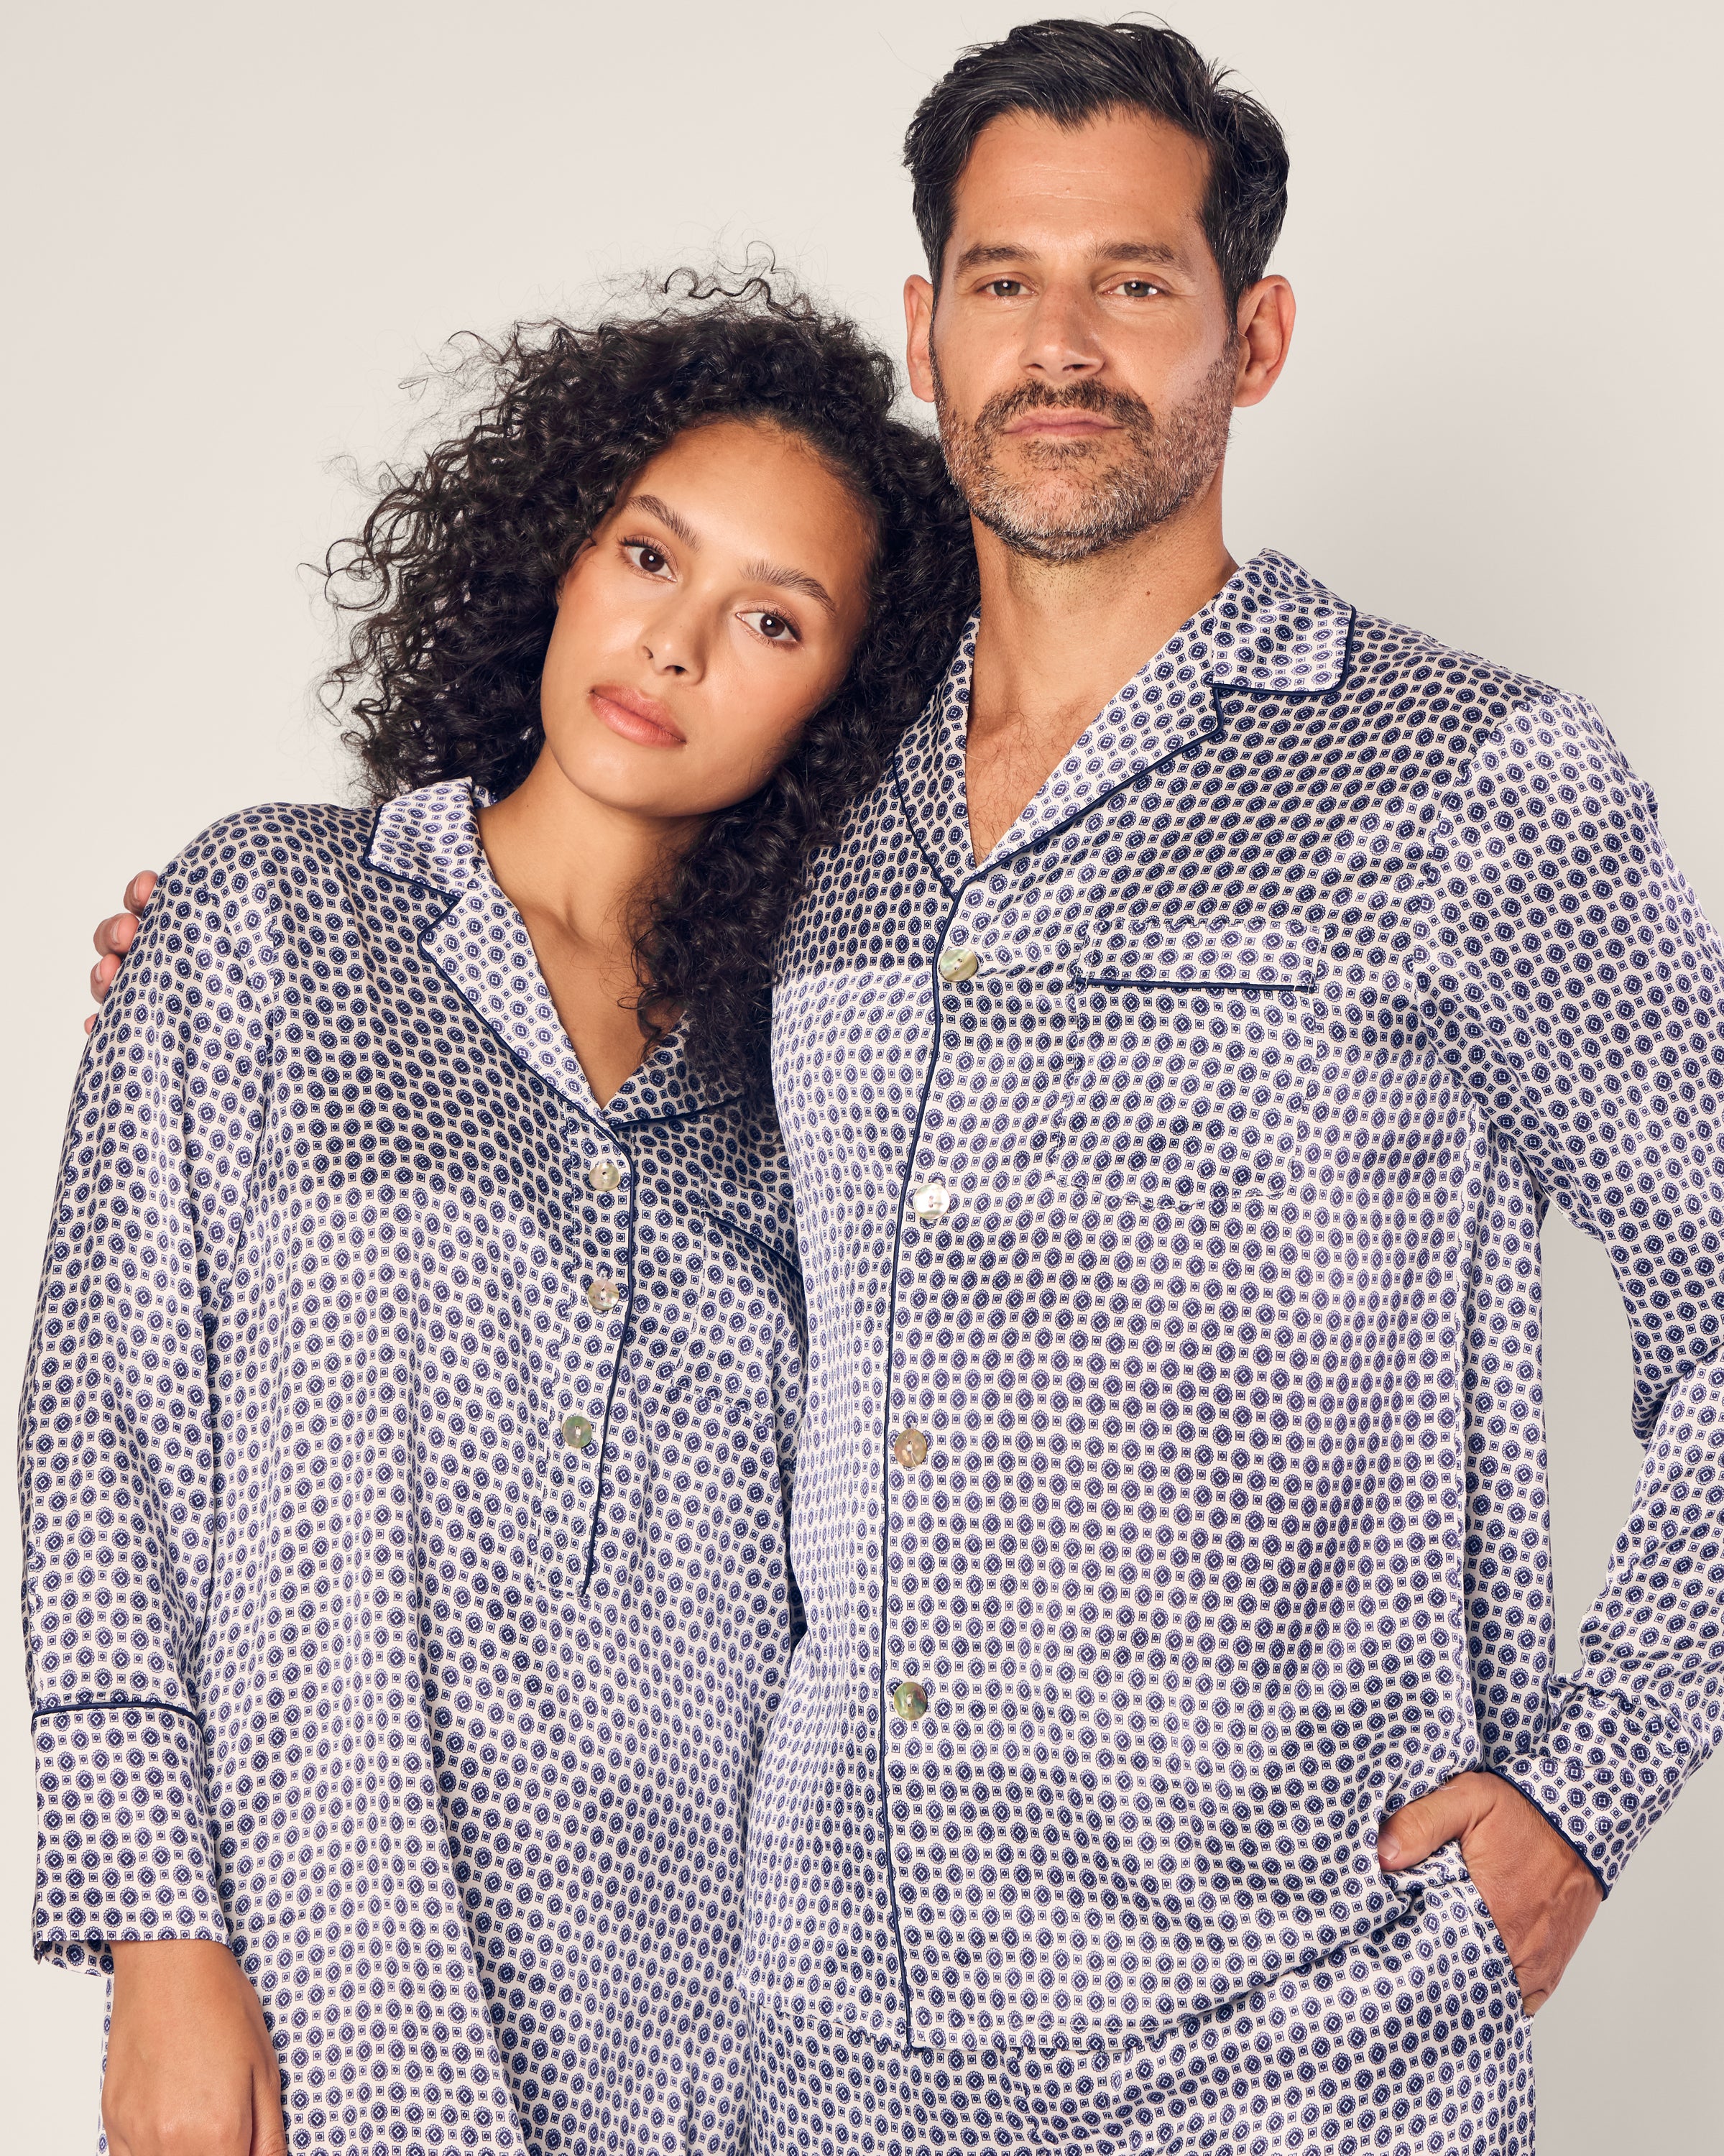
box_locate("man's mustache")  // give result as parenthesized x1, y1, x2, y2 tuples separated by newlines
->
(974, 380, 1158, 436)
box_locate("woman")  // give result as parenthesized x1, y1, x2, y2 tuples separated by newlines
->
(24, 275, 974, 2156)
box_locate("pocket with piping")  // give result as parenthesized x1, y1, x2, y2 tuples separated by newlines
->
(1074, 918, 1324, 992)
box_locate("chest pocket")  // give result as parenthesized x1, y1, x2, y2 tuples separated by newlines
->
(1065, 921, 1326, 1215)
(1076, 919, 1324, 992)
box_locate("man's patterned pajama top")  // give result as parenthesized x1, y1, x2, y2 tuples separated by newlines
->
(745, 548, 1724, 2058)
(20, 781, 804, 2156)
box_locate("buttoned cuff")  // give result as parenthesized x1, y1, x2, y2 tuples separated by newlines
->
(1493, 1674, 1702, 1896)
(32, 1703, 227, 1970)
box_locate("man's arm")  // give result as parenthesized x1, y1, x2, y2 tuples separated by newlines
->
(1382, 692, 1724, 2009)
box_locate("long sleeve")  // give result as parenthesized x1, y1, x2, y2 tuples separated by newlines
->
(1415, 693, 1724, 1888)
(19, 838, 268, 1966)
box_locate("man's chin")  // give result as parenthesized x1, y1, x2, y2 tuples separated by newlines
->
(973, 510, 1140, 566)
(969, 480, 1154, 564)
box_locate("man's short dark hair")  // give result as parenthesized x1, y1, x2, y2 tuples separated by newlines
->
(903, 17, 1289, 313)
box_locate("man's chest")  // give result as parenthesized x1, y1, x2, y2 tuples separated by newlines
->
(773, 701, 1446, 1229)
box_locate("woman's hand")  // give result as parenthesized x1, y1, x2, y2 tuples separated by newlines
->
(103, 1939, 287, 2156)
(87, 871, 157, 1033)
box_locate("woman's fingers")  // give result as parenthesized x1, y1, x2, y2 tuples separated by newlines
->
(93, 910, 140, 960)
(89, 875, 157, 1021)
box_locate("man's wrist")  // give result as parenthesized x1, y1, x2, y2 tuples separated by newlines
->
(1485, 1768, 1610, 1901)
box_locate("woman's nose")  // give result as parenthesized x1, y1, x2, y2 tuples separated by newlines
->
(642, 595, 706, 677)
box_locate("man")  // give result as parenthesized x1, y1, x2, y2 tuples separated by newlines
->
(738, 17, 1724, 2153)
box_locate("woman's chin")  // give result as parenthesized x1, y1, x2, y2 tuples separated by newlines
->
(531, 732, 698, 821)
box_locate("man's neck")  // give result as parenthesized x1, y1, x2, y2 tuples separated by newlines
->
(964, 486, 1235, 862)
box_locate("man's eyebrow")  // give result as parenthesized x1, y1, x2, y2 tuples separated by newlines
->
(952, 237, 1188, 276)
(740, 560, 838, 615)
(626, 493, 699, 547)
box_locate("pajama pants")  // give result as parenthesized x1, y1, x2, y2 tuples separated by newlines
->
(749, 1876, 1533, 2155)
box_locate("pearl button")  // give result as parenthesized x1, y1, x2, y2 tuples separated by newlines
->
(587, 1278, 620, 1313)
(911, 1181, 949, 1220)
(938, 946, 979, 984)
(893, 1427, 929, 1469)
(588, 1160, 622, 1193)
(890, 1680, 929, 1721)
(561, 1412, 594, 1450)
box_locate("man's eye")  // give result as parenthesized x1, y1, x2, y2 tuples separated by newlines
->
(622, 540, 671, 576)
(985, 280, 1025, 298)
(739, 609, 800, 645)
(1113, 280, 1162, 299)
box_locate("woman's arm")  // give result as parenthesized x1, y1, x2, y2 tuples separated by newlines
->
(86, 870, 156, 1031)
(27, 834, 284, 2148)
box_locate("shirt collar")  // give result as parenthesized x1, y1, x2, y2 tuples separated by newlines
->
(364, 778, 726, 1127)
(894, 546, 1354, 892)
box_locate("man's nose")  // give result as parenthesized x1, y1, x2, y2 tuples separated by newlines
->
(1019, 284, 1105, 380)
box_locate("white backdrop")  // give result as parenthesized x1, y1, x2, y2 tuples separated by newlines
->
(4, 4, 1720, 2149)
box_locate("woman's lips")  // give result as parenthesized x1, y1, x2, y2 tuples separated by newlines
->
(588, 683, 686, 748)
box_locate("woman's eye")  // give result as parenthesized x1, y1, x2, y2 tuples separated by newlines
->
(739, 609, 800, 645)
(622, 540, 672, 576)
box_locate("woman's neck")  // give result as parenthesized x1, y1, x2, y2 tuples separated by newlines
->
(476, 746, 705, 1105)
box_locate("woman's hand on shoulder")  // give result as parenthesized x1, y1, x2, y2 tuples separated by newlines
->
(104, 1938, 287, 2156)
(87, 871, 157, 1033)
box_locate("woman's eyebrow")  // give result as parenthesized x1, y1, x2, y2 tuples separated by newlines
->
(627, 493, 699, 547)
(741, 560, 838, 615)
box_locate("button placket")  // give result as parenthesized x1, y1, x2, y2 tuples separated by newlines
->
(545, 1125, 637, 1600)
(882, 902, 986, 1768)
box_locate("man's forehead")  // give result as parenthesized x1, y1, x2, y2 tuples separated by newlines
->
(949, 104, 1210, 240)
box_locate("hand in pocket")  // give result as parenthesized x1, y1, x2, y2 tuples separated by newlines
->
(1377, 1770, 1602, 2014)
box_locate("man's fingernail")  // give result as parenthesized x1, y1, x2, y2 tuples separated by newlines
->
(1379, 1836, 1398, 1864)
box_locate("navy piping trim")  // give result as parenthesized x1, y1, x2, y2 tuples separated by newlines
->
(890, 599, 1358, 900)
(1485, 1768, 1612, 1903)
(959, 711, 1224, 889)
(874, 888, 967, 2052)
(1207, 603, 1359, 702)
(360, 800, 461, 899)
(891, 750, 964, 897)
(1074, 974, 1316, 995)
(581, 1135, 638, 1598)
(384, 872, 625, 1600)
(33, 1698, 202, 1727)
(367, 797, 739, 1128)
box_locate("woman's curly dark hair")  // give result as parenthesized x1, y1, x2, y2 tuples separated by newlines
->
(323, 269, 978, 1111)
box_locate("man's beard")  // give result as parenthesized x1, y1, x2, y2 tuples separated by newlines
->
(931, 347, 1237, 566)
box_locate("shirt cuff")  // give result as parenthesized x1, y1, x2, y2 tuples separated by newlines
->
(1492, 1674, 1701, 1895)
(32, 1703, 227, 1970)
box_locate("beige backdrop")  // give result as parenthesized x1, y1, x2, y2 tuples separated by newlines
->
(4, 3, 1719, 2148)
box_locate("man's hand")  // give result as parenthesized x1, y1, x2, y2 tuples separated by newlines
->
(1377, 1770, 1602, 2014)
(104, 1938, 287, 2156)
(87, 870, 157, 1033)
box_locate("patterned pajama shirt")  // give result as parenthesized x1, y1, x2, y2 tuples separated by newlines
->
(20, 780, 805, 2156)
(744, 550, 1724, 2150)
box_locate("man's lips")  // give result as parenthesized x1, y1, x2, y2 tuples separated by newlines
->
(588, 683, 686, 748)
(1002, 412, 1120, 438)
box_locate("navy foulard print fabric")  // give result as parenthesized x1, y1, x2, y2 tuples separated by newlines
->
(746, 549, 1724, 2058)
(21, 782, 804, 2155)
